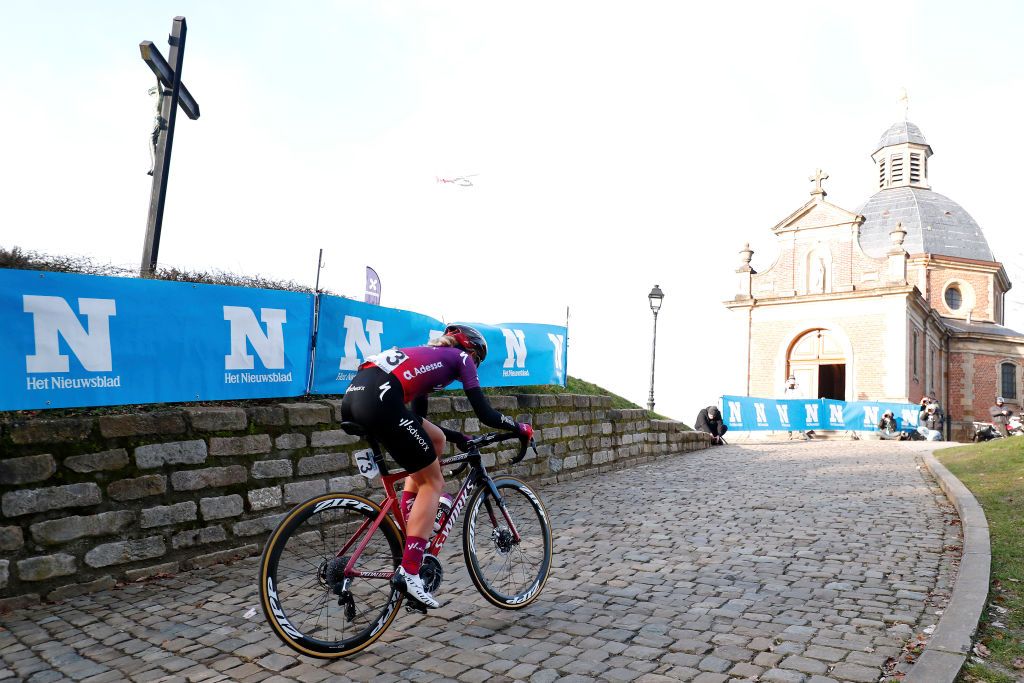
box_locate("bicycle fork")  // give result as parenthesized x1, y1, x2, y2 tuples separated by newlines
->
(482, 478, 522, 545)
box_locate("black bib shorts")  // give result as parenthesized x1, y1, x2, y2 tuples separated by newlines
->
(340, 366, 437, 474)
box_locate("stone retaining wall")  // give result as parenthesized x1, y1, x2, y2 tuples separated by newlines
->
(0, 395, 708, 607)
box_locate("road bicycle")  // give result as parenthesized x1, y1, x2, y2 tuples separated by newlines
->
(259, 423, 553, 658)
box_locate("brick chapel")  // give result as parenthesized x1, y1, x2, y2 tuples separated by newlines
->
(725, 117, 1023, 439)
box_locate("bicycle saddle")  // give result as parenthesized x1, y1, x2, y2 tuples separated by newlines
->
(339, 421, 368, 437)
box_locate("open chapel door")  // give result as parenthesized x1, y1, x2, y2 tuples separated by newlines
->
(787, 329, 846, 400)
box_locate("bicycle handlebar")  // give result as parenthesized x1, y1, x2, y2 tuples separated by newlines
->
(445, 431, 537, 476)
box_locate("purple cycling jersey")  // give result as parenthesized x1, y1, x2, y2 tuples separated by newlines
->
(361, 345, 479, 402)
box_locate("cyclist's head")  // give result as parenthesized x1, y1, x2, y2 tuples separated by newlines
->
(442, 324, 488, 366)
(997, 397, 1006, 405)
(707, 406, 720, 419)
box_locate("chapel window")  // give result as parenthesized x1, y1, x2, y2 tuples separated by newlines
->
(944, 285, 963, 311)
(912, 330, 919, 378)
(910, 153, 921, 183)
(878, 158, 887, 188)
(1001, 362, 1017, 400)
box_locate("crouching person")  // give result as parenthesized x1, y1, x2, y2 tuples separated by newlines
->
(695, 405, 728, 445)
(876, 410, 904, 440)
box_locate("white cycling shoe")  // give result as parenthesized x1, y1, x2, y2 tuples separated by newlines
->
(392, 566, 440, 609)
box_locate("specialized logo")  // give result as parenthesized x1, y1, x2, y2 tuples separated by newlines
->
(223, 306, 292, 385)
(339, 316, 383, 372)
(379, 382, 392, 401)
(439, 481, 475, 543)
(24, 295, 116, 373)
(402, 361, 443, 380)
(501, 328, 529, 378)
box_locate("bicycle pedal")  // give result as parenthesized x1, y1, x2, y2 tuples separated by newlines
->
(404, 599, 428, 615)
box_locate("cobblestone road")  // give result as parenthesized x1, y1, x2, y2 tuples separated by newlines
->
(0, 441, 959, 683)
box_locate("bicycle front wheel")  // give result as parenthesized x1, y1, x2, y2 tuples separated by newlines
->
(463, 476, 552, 609)
(259, 493, 404, 658)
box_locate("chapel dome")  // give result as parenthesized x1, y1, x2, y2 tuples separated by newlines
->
(856, 187, 994, 261)
(859, 120, 994, 262)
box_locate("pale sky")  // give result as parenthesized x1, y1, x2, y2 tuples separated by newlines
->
(3, 1, 1024, 422)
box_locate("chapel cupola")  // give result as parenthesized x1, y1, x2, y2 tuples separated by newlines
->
(868, 120, 933, 189)
(870, 120, 933, 190)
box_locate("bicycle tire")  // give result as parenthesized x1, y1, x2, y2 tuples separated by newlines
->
(259, 492, 404, 658)
(463, 476, 552, 609)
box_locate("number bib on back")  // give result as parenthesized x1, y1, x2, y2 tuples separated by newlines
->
(364, 347, 409, 374)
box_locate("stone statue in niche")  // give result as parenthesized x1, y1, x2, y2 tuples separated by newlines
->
(811, 257, 826, 293)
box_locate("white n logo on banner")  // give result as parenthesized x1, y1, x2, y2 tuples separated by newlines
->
(501, 328, 527, 368)
(805, 403, 819, 425)
(340, 316, 383, 371)
(754, 402, 768, 426)
(24, 296, 116, 373)
(863, 406, 879, 427)
(829, 404, 845, 425)
(776, 404, 790, 426)
(902, 408, 918, 426)
(224, 306, 287, 370)
(547, 333, 564, 379)
(727, 401, 742, 425)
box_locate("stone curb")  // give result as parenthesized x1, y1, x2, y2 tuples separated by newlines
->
(905, 450, 991, 683)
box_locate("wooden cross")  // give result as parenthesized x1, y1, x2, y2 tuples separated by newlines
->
(809, 168, 829, 196)
(139, 16, 201, 277)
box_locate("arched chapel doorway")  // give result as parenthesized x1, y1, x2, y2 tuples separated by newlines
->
(787, 328, 846, 400)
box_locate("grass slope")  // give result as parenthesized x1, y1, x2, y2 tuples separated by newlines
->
(936, 439, 1024, 682)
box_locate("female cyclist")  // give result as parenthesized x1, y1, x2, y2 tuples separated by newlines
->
(339, 324, 533, 609)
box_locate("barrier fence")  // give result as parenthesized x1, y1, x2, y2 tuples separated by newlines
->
(1, 268, 567, 411)
(721, 394, 920, 432)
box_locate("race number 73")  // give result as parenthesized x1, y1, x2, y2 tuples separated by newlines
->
(353, 449, 380, 479)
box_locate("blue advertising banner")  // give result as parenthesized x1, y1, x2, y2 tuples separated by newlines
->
(722, 395, 920, 432)
(1, 269, 313, 410)
(310, 297, 569, 394)
(310, 296, 441, 395)
(452, 322, 568, 389)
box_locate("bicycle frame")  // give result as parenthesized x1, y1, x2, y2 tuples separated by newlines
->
(335, 437, 524, 583)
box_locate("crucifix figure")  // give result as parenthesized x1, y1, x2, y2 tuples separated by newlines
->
(139, 16, 201, 277)
(899, 87, 910, 120)
(809, 168, 829, 198)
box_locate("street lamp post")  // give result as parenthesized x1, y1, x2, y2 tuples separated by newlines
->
(647, 284, 664, 413)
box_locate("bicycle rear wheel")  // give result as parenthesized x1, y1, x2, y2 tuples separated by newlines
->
(463, 476, 552, 609)
(259, 493, 404, 658)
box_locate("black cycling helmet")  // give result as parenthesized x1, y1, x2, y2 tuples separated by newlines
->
(444, 324, 488, 365)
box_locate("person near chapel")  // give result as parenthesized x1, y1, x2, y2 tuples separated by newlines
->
(876, 409, 904, 440)
(694, 405, 728, 445)
(916, 397, 943, 441)
(989, 397, 1013, 436)
(782, 375, 810, 440)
